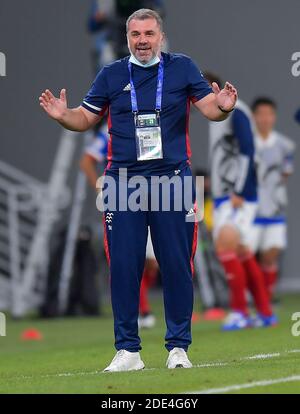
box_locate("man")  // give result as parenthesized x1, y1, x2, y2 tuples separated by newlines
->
(39, 9, 237, 372)
(204, 73, 276, 331)
(80, 122, 159, 329)
(250, 97, 295, 300)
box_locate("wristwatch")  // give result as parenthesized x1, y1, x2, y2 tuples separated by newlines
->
(218, 105, 235, 114)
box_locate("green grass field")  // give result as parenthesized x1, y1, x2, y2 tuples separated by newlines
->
(1, 294, 300, 394)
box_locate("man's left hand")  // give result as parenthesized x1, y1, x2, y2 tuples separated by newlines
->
(212, 81, 238, 112)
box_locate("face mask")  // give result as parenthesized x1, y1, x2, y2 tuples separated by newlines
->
(129, 54, 160, 68)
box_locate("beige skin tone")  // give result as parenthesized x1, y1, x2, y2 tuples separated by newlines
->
(254, 104, 276, 140)
(39, 17, 238, 129)
(253, 103, 290, 268)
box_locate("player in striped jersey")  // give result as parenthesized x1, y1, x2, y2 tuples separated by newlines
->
(204, 73, 276, 330)
(250, 97, 296, 301)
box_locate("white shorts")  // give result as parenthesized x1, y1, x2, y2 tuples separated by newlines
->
(213, 198, 258, 246)
(248, 222, 287, 253)
(146, 233, 156, 260)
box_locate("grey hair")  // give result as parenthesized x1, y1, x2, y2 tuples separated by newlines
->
(126, 8, 163, 32)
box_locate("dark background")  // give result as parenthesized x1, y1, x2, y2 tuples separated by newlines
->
(0, 0, 299, 287)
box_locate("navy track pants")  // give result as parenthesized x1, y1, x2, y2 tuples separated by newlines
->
(103, 166, 197, 352)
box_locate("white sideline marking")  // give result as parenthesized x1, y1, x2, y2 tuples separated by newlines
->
(195, 362, 229, 368)
(244, 353, 280, 360)
(189, 375, 300, 394)
(4, 349, 300, 381)
(7, 370, 100, 381)
(56, 371, 99, 377)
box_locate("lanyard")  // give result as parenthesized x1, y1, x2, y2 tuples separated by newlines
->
(128, 57, 164, 117)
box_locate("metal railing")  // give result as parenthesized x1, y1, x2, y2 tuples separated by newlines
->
(0, 130, 79, 316)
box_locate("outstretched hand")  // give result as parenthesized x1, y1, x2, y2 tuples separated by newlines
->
(39, 89, 67, 121)
(212, 81, 238, 112)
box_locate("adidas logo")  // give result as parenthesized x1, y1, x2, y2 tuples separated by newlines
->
(186, 208, 195, 218)
(123, 83, 131, 92)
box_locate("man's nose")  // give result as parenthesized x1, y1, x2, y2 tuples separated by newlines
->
(138, 34, 148, 44)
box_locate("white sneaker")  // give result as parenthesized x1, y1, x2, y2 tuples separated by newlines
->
(138, 314, 156, 329)
(166, 347, 193, 369)
(103, 350, 145, 373)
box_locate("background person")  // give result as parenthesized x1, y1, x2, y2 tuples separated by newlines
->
(193, 168, 228, 320)
(250, 97, 296, 301)
(204, 72, 276, 331)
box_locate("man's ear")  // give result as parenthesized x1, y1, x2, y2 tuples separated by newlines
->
(126, 35, 131, 52)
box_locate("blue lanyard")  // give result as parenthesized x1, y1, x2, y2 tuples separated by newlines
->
(128, 57, 164, 116)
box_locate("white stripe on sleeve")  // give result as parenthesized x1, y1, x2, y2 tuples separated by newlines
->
(83, 101, 102, 112)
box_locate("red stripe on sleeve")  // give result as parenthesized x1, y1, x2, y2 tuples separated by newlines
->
(185, 99, 192, 160)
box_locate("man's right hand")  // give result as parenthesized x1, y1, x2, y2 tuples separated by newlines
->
(39, 88, 67, 121)
(39, 89, 100, 132)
